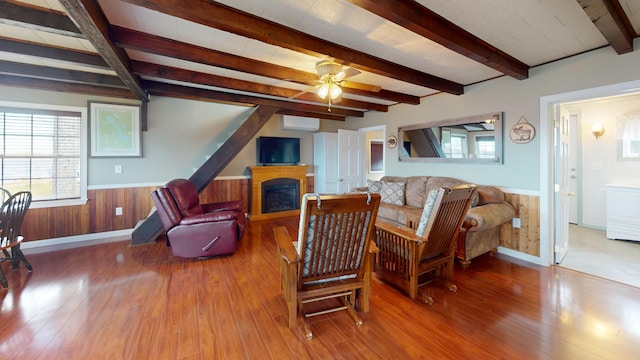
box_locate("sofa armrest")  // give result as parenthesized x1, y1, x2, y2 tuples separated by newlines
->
(180, 210, 241, 225)
(465, 202, 516, 231)
(202, 200, 242, 212)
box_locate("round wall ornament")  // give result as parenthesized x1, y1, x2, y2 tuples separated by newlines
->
(510, 116, 535, 144)
(386, 135, 397, 149)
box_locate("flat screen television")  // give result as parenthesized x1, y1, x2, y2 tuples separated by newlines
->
(256, 136, 300, 165)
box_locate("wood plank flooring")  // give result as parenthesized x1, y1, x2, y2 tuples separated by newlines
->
(2, 216, 639, 359)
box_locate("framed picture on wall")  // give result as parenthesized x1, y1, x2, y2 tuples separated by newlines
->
(89, 101, 142, 157)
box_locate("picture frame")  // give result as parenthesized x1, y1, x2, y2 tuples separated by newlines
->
(89, 101, 142, 157)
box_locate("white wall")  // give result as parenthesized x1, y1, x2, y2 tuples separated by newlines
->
(345, 42, 640, 192)
(0, 87, 344, 185)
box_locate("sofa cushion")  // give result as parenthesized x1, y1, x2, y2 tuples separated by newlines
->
(367, 179, 382, 193)
(426, 177, 479, 208)
(377, 203, 405, 222)
(380, 181, 405, 205)
(415, 190, 439, 237)
(404, 176, 429, 208)
(476, 186, 505, 205)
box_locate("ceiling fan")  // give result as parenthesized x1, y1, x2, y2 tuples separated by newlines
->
(291, 61, 380, 111)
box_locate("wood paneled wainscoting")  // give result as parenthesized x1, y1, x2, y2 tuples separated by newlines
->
(500, 192, 540, 257)
(19, 176, 314, 244)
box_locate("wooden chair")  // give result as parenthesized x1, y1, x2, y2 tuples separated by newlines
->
(0, 191, 33, 289)
(374, 185, 476, 304)
(274, 192, 381, 340)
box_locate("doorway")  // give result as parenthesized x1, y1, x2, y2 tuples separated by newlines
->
(541, 80, 640, 286)
(360, 125, 386, 181)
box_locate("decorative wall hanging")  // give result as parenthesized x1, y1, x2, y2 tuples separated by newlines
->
(510, 116, 535, 144)
(89, 101, 142, 157)
(386, 134, 397, 149)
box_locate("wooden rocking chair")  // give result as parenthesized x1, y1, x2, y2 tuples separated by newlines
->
(274, 192, 380, 340)
(374, 185, 476, 304)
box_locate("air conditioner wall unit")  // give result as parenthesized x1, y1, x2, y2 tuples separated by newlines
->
(281, 115, 320, 132)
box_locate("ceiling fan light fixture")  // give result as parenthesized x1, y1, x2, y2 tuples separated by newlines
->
(329, 82, 342, 99)
(318, 83, 330, 99)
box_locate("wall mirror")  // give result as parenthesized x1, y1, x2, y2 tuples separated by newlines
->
(398, 112, 503, 163)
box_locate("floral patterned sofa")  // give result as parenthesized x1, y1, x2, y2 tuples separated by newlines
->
(359, 175, 516, 267)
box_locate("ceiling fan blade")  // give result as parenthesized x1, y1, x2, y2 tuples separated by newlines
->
(288, 84, 320, 99)
(342, 67, 361, 79)
(341, 81, 382, 92)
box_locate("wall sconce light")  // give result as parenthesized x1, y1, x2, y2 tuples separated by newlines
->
(592, 123, 605, 139)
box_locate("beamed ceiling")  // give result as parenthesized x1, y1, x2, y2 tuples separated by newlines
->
(1, 0, 639, 122)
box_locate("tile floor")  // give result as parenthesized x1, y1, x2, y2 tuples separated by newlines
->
(560, 224, 640, 288)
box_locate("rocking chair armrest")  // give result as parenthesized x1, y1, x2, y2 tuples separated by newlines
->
(375, 219, 423, 244)
(369, 241, 379, 254)
(274, 226, 300, 264)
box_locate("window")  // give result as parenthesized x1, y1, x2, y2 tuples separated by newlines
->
(475, 135, 495, 159)
(0, 101, 87, 207)
(618, 116, 640, 160)
(442, 130, 467, 158)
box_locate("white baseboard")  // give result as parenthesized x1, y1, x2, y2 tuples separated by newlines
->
(497, 246, 543, 266)
(22, 229, 134, 254)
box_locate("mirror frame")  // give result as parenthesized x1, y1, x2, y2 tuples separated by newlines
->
(398, 112, 503, 164)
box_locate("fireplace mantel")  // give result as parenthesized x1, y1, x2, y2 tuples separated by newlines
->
(249, 165, 308, 220)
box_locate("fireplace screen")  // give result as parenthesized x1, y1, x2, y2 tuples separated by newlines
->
(262, 178, 300, 213)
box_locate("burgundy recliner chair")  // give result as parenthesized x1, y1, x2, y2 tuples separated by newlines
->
(151, 179, 246, 258)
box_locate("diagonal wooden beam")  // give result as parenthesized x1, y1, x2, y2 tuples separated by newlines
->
(347, 0, 530, 80)
(0, 74, 136, 99)
(118, 0, 464, 95)
(0, 60, 125, 87)
(58, 0, 148, 101)
(577, 0, 636, 54)
(142, 80, 364, 118)
(132, 104, 278, 245)
(0, 37, 109, 69)
(131, 61, 387, 112)
(0, 1, 84, 38)
(111, 26, 419, 105)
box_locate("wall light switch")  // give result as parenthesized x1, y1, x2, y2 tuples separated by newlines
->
(115, 164, 123, 174)
(115, 207, 123, 216)
(512, 217, 521, 228)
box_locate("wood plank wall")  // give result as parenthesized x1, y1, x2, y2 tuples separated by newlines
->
(20, 177, 535, 256)
(500, 193, 540, 256)
(20, 176, 315, 242)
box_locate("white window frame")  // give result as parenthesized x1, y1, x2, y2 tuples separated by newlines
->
(0, 100, 88, 209)
(475, 135, 496, 159)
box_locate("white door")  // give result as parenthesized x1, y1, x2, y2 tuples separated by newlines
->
(568, 114, 579, 224)
(338, 129, 365, 192)
(554, 105, 571, 264)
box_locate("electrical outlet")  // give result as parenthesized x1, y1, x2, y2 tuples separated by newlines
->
(115, 164, 123, 174)
(512, 217, 521, 228)
(115, 207, 123, 216)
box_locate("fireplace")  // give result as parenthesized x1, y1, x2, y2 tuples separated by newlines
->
(262, 178, 300, 213)
(249, 165, 308, 220)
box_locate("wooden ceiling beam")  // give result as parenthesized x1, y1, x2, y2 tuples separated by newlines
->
(0, 60, 125, 87)
(131, 61, 387, 112)
(578, 0, 636, 54)
(0, 1, 83, 38)
(59, 0, 148, 101)
(0, 74, 136, 99)
(142, 80, 365, 118)
(347, 0, 530, 80)
(0, 37, 109, 69)
(118, 0, 463, 95)
(111, 26, 419, 105)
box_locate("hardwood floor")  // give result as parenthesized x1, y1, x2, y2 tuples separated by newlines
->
(2, 216, 640, 359)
